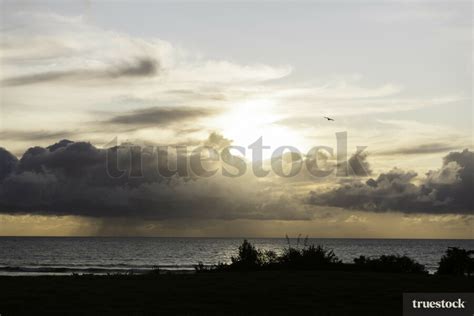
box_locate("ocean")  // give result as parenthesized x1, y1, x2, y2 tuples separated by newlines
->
(0, 237, 472, 275)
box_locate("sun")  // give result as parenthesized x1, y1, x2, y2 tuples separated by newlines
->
(213, 99, 301, 159)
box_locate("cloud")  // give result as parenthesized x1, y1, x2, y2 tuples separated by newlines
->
(0, 148, 18, 181)
(0, 139, 471, 223)
(346, 151, 372, 176)
(0, 129, 77, 142)
(377, 142, 461, 156)
(0, 137, 313, 220)
(308, 149, 473, 214)
(2, 57, 159, 86)
(106, 106, 216, 128)
(0, 11, 295, 155)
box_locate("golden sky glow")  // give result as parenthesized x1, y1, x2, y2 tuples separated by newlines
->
(0, 2, 472, 237)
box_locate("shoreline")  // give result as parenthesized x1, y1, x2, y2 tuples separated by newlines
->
(0, 269, 196, 277)
(0, 264, 443, 276)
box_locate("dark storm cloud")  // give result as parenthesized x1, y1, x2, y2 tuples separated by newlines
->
(2, 57, 159, 86)
(2, 139, 470, 219)
(0, 147, 18, 181)
(308, 149, 473, 214)
(377, 142, 461, 156)
(106, 107, 216, 127)
(0, 138, 307, 220)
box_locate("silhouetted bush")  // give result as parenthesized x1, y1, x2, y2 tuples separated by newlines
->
(227, 239, 342, 271)
(279, 245, 342, 269)
(195, 261, 231, 272)
(437, 247, 473, 276)
(353, 255, 426, 274)
(194, 262, 207, 272)
(196, 239, 464, 275)
(230, 239, 265, 269)
(262, 250, 279, 265)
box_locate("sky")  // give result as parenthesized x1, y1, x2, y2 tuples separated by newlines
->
(0, 0, 472, 237)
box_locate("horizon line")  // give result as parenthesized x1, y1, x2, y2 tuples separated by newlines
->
(0, 236, 472, 240)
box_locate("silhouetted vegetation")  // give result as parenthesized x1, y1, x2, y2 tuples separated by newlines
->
(195, 239, 474, 275)
(194, 261, 207, 272)
(278, 244, 342, 269)
(230, 239, 265, 268)
(437, 247, 474, 276)
(224, 238, 343, 271)
(353, 255, 427, 274)
(190, 240, 473, 277)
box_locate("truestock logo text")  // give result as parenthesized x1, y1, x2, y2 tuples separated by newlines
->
(104, 132, 369, 179)
(403, 293, 474, 316)
(412, 299, 465, 309)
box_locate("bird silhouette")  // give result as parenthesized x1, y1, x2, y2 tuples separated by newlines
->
(323, 116, 335, 121)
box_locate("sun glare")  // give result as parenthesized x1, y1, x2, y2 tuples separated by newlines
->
(213, 99, 300, 158)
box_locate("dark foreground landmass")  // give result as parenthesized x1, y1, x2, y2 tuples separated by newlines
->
(0, 271, 472, 315)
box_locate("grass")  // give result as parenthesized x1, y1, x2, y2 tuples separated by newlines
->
(0, 270, 472, 315)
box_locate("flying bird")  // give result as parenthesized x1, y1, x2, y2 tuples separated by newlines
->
(323, 116, 335, 121)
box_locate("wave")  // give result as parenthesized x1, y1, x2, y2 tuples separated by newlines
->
(0, 264, 202, 275)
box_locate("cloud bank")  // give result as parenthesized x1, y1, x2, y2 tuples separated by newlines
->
(0, 138, 312, 220)
(308, 149, 473, 214)
(0, 137, 471, 221)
